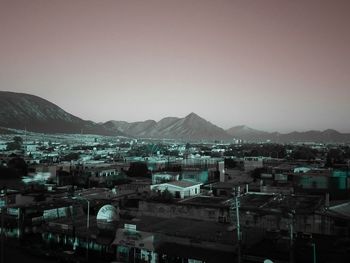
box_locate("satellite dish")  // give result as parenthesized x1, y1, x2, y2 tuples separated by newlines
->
(96, 204, 119, 230)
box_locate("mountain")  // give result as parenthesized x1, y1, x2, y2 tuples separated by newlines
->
(2, 91, 349, 142)
(103, 119, 157, 137)
(226, 125, 277, 142)
(226, 126, 350, 143)
(0, 127, 15, 134)
(154, 113, 231, 141)
(104, 113, 232, 141)
(0, 91, 120, 136)
(279, 129, 350, 143)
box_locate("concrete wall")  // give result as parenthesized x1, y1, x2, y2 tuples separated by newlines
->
(138, 201, 229, 222)
(233, 211, 333, 235)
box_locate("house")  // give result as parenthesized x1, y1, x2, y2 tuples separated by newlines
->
(151, 172, 179, 184)
(150, 181, 201, 199)
(112, 216, 239, 263)
(293, 168, 350, 199)
(138, 196, 231, 222)
(182, 168, 211, 184)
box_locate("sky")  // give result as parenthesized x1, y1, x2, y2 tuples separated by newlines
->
(1, 0, 350, 133)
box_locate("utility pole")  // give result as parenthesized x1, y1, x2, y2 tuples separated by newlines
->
(24, 126, 27, 156)
(1, 202, 3, 263)
(289, 211, 295, 263)
(311, 243, 316, 263)
(235, 195, 241, 263)
(231, 187, 241, 263)
(1, 188, 7, 263)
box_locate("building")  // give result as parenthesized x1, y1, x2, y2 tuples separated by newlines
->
(150, 181, 201, 199)
(151, 172, 179, 185)
(244, 157, 264, 172)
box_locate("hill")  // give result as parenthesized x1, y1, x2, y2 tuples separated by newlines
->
(104, 113, 231, 141)
(226, 126, 350, 143)
(0, 91, 119, 136)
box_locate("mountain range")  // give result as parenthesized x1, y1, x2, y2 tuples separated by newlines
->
(226, 125, 350, 143)
(1, 91, 350, 143)
(103, 113, 231, 141)
(0, 91, 119, 136)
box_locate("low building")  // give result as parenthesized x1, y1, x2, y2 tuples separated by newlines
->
(113, 216, 240, 263)
(151, 172, 179, 184)
(150, 181, 201, 199)
(244, 157, 264, 172)
(138, 196, 231, 223)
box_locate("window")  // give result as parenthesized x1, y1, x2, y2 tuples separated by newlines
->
(218, 216, 227, 223)
(208, 210, 216, 218)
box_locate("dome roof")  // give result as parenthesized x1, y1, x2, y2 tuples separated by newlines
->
(97, 205, 119, 222)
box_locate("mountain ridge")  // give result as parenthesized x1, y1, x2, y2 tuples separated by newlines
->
(103, 112, 232, 141)
(1, 91, 350, 142)
(0, 91, 121, 136)
(226, 125, 350, 143)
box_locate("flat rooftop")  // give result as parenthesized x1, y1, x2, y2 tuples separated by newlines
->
(178, 195, 230, 208)
(239, 192, 324, 214)
(123, 215, 237, 245)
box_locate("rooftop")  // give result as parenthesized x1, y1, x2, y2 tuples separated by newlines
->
(327, 201, 350, 219)
(178, 195, 230, 208)
(163, 180, 201, 188)
(122, 215, 238, 245)
(239, 192, 324, 214)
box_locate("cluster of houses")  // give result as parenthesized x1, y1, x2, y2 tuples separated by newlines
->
(1, 136, 350, 262)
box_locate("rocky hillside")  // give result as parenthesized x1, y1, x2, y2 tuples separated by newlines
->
(104, 113, 231, 141)
(0, 91, 119, 135)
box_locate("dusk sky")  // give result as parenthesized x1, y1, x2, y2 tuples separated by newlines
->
(1, 0, 350, 132)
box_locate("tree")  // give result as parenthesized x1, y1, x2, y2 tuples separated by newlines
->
(127, 162, 149, 177)
(326, 148, 345, 167)
(291, 146, 316, 160)
(225, 158, 237, 169)
(150, 188, 174, 203)
(6, 136, 23, 151)
(62, 152, 80, 161)
(251, 167, 266, 181)
(7, 157, 28, 176)
(161, 189, 174, 202)
(13, 136, 23, 144)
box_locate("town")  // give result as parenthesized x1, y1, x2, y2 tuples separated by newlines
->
(1, 131, 349, 263)
(2, 1, 350, 262)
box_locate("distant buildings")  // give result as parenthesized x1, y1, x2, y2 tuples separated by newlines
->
(1, 135, 350, 262)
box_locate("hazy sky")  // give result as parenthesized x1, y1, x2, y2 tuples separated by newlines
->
(1, 0, 350, 132)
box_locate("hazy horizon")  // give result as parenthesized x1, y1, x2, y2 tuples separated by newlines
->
(1, 0, 350, 133)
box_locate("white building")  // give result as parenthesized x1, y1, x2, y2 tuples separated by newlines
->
(151, 172, 179, 184)
(150, 181, 201, 199)
(0, 142, 7, 151)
